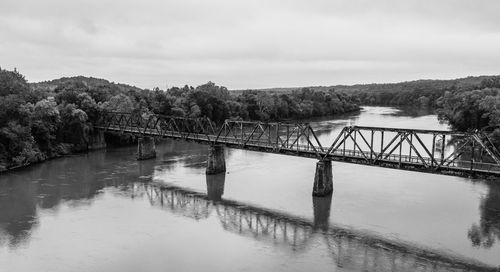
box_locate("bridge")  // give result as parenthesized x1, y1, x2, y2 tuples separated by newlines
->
(95, 111, 500, 196)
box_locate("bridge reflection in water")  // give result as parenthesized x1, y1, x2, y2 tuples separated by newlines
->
(127, 177, 498, 272)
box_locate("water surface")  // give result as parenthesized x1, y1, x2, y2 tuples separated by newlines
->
(1, 106, 499, 272)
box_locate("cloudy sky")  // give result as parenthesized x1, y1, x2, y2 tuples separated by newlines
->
(1, 0, 499, 89)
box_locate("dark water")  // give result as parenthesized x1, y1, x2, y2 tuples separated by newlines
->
(1, 106, 500, 272)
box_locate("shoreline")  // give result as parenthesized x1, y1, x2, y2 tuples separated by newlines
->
(0, 150, 96, 176)
(0, 106, 364, 175)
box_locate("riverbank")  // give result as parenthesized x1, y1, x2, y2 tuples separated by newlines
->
(0, 143, 78, 174)
(0, 108, 361, 175)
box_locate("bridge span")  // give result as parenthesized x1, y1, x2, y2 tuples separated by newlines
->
(95, 112, 500, 196)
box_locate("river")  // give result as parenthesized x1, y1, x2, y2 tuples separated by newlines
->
(1, 106, 499, 272)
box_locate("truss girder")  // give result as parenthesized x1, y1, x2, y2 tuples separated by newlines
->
(95, 112, 500, 176)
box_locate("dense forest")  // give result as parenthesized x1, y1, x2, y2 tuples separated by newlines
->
(348, 76, 500, 107)
(437, 86, 500, 147)
(243, 75, 500, 107)
(2, 66, 500, 173)
(0, 68, 359, 171)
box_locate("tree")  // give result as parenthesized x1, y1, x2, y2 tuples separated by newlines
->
(31, 99, 60, 155)
(100, 93, 134, 113)
(0, 68, 30, 97)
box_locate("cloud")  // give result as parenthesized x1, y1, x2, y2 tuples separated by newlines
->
(1, 0, 499, 89)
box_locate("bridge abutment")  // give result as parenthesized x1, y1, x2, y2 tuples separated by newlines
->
(137, 137, 156, 160)
(313, 160, 333, 196)
(87, 130, 107, 150)
(206, 145, 226, 175)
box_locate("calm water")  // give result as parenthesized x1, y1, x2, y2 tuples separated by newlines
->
(1, 106, 500, 272)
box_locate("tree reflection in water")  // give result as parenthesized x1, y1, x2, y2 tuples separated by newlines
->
(468, 181, 500, 248)
(0, 140, 204, 249)
(0, 177, 38, 248)
(0, 148, 155, 248)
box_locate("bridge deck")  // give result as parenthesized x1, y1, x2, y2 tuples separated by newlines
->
(97, 123, 500, 177)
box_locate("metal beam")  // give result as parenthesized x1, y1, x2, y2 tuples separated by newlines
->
(95, 112, 500, 177)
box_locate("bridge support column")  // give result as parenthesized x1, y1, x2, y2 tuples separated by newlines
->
(137, 137, 156, 160)
(206, 145, 226, 175)
(87, 130, 106, 150)
(313, 160, 333, 196)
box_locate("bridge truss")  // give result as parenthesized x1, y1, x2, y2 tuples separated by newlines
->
(96, 112, 500, 177)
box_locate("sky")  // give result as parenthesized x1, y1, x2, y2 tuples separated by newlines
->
(1, 0, 500, 90)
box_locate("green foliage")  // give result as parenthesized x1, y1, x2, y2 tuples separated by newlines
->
(3, 67, 500, 172)
(100, 93, 134, 113)
(350, 87, 447, 107)
(0, 69, 360, 171)
(437, 87, 500, 151)
(187, 82, 231, 123)
(31, 99, 60, 154)
(58, 103, 89, 149)
(0, 121, 42, 167)
(0, 68, 30, 97)
(437, 88, 499, 131)
(234, 88, 359, 121)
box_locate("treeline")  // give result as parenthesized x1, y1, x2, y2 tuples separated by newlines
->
(0, 68, 359, 171)
(248, 75, 500, 108)
(349, 88, 447, 107)
(348, 77, 500, 107)
(437, 87, 500, 147)
(146, 85, 359, 122)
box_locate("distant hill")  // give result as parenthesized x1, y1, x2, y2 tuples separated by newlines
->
(231, 75, 500, 94)
(30, 76, 143, 95)
(30, 74, 500, 97)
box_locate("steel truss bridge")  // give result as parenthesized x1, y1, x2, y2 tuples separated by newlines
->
(124, 182, 497, 272)
(96, 112, 500, 177)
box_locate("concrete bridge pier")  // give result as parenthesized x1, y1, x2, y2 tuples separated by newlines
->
(206, 145, 226, 175)
(313, 160, 333, 196)
(137, 137, 156, 160)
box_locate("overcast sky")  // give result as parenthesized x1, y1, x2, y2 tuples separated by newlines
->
(1, 0, 500, 89)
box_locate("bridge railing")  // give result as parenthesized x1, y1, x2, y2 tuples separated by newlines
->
(320, 126, 500, 175)
(328, 149, 500, 174)
(95, 112, 500, 176)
